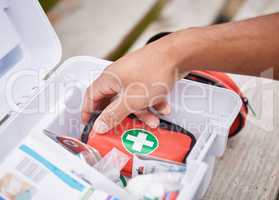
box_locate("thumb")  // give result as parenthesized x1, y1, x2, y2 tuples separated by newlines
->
(92, 95, 130, 134)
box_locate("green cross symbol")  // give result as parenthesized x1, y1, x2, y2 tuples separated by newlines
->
(121, 129, 159, 155)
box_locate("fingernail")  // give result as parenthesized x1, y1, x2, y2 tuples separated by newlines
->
(93, 120, 109, 134)
(160, 104, 171, 115)
(147, 117, 160, 129)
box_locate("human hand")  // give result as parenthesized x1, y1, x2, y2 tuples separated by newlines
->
(81, 40, 181, 134)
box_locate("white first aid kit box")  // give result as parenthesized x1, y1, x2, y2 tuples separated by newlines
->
(0, 0, 242, 199)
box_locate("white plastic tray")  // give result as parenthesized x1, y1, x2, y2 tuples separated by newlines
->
(0, 56, 241, 199)
(0, 0, 242, 199)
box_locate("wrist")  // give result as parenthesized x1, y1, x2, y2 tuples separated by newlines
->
(157, 27, 209, 76)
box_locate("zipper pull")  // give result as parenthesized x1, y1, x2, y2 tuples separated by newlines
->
(243, 97, 256, 117)
(247, 102, 257, 117)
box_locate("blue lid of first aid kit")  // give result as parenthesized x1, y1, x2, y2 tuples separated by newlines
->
(0, 0, 61, 118)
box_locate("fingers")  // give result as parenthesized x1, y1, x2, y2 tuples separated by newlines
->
(81, 73, 121, 124)
(135, 109, 160, 128)
(92, 95, 130, 134)
(81, 96, 112, 124)
(153, 100, 171, 115)
(134, 101, 171, 129)
(82, 69, 171, 133)
(91, 97, 171, 134)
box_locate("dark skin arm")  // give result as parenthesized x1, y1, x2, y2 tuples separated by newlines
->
(82, 13, 279, 133)
(164, 13, 279, 79)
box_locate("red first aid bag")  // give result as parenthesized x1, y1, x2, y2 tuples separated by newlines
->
(83, 115, 195, 176)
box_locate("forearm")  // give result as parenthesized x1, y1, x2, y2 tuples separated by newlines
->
(156, 13, 279, 79)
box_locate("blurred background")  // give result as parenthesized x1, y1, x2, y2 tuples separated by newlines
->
(40, 0, 279, 62)
(37, 1, 279, 200)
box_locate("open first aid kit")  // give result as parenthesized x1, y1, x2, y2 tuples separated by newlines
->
(83, 114, 196, 177)
(0, 0, 242, 199)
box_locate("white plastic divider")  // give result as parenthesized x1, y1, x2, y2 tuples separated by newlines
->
(0, 0, 61, 122)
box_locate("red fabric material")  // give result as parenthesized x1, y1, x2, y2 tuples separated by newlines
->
(87, 117, 194, 176)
